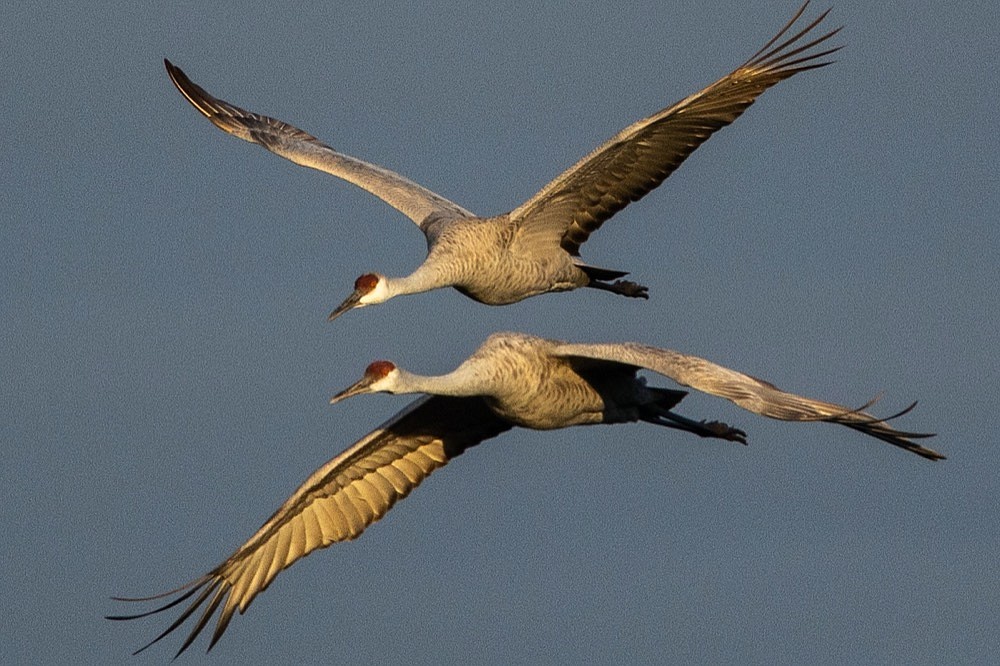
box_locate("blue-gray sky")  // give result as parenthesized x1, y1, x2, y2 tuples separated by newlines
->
(4, 1, 998, 663)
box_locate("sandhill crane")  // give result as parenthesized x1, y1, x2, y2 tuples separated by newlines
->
(164, 3, 840, 321)
(109, 332, 940, 656)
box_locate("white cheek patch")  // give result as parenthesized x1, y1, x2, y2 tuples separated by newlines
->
(358, 278, 390, 305)
(370, 368, 399, 393)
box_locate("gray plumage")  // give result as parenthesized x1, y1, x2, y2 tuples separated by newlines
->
(108, 331, 940, 657)
(163, 3, 841, 320)
(331, 333, 939, 458)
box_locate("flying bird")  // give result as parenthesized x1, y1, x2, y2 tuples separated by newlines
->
(164, 2, 841, 322)
(108, 331, 941, 655)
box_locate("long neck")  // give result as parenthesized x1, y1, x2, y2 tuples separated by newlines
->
(393, 364, 487, 398)
(385, 264, 452, 299)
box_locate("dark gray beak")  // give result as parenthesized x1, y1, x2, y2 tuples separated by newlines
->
(328, 289, 363, 322)
(329, 375, 377, 405)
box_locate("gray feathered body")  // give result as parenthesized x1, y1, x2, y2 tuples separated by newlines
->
(413, 331, 940, 460)
(448, 332, 674, 428)
(419, 215, 588, 305)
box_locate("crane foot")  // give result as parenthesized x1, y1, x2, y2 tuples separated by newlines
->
(590, 279, 649, 299)
(701, 421, 748, 445)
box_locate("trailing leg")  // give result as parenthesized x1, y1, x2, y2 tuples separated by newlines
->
(644, 408, 747, 444)
(587, 279, 650, 299)
(577, 264, 650, 299)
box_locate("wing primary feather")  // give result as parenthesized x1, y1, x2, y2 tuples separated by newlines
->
(174, 582, 230, 657)
(747, 7, 834, 67)
(105, 578, 209, 620)
(129, 581, 218, 656)
(743, 0, 815, 63)
(209, 597, 241, 653)
(108, 574, 211, 605)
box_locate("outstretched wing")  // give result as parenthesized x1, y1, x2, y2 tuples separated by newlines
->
(164, 60, 473, 226)
(108, 395, 511, 656)
(509, 2, 840, 256)
(552, 342, 943, 461)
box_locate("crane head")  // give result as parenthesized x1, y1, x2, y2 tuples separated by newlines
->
(330, 360, 399, 404)
(328, 273, 389, 322)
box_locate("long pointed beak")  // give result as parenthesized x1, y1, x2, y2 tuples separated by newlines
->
(328, 289, 363, 322)
(329, 376, 376, 405)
